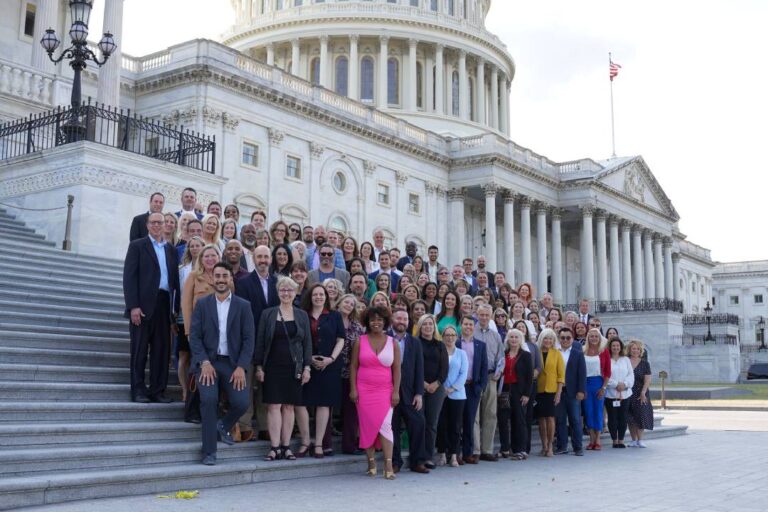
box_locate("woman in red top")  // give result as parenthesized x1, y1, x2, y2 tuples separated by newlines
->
(583, 328, 612, 450)
(496, 329, 533, 460)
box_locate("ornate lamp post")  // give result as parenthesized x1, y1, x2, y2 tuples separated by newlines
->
(39, 0, 117, 140)
(758, 316, 766, 350)
(704, 300, 713, 342)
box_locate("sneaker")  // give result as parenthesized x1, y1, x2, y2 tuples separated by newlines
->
(573, 450, 584, 456)
(637, 441, 647, 448)
(554, 449, 569, 455)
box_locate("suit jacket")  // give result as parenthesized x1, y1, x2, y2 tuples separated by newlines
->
(122, 237, 180, 319)
(368, 269, 400, 293)
(234, 271, 279, 334)
(392, 333, 424, 404)
(304, 245, 345, 271)
(254, 306, 313, 377)
(188, 293, 255, 371)
(456, 338, 488, 396)
(472, 270, 495, 284)
(129, 212, 149, 242)
(562, 347, 587, 399)
(577, 313, 594, 326)
(396, 255, 415, 272)
(500, 350, 534, 398)
(306, 267, 350, 290)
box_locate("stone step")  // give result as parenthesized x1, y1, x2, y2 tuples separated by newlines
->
(0, 346, 127, 368)
(0, 401, 183, 423)
(0, 260, 124, 286)
(5, 331, 128, 353)
(8, 271, 125, 294)
(0, 240, 124, 269)
(0, 310, 127, 333)
(0, 229, 55, 247)
(0, 321, 127, 340)
(0, 381, 181, 403)
(0, 299, 125, 323)
(0, 225, 47, 241)
(0, 253, 124, 279)
(0, 219, 36, 233)
(0, 363, 177, 385)
(0, 288, 124, 311)
(0, 279, 124, 303)
(0, 454, 361, 510)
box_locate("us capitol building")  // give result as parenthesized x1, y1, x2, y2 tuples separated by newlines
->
(0, 0, 762, 381)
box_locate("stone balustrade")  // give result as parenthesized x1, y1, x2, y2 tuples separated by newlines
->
(0, 58, 55, 106)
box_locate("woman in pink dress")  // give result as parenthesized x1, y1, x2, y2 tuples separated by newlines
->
(349, 306, 401, 480)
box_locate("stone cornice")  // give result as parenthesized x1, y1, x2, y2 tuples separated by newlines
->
(560, 179, 678, 224)
(450, 154, 560, 189)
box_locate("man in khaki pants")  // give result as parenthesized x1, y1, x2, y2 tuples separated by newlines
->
(473, 304, 505, 460)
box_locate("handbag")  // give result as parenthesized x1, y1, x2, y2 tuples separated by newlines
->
(497, 391, 511, 410)
(184, 373, 201, 424)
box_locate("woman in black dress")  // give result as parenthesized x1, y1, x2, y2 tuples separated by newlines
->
(296, 283, 345, 458)
(254, 276, 312, 461)
(627, 340, 654, 447)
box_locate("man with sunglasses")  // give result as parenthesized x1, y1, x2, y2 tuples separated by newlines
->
(554, 327, 586, 456)
(306, 243, 350, 290)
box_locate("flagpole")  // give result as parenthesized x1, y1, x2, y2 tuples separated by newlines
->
(609, 52, 616, 158)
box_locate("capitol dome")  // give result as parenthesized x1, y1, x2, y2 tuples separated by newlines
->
(222, 0, 514, 137)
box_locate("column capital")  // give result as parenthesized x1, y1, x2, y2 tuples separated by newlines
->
(490, 65, 499, 77)
(653, 233, 664, 244)
(268, 128, 284, 147)
(550, 207, 564, 220)
(476, 56, 485, 66)
(447, 187, 466, 201)
(672, 253, 681, 263)
(265, 42, 274, 50)
(425, 182, 437, 195)
(291, 38, 300, 46)
(363, 159, 377, 176)
(535, 202, 549, 216)
(482, 182, 499, 197)
(663, 237, 673, 248)
(502, 189, 515, 203)
(319, 35, 329, 44)
(458, 49, 467, 59)
(607, 214, 621, 226)
(518, 196, 532, 209)
(621, 220, 633, 232)
(435, 185, 447, 198)
(408, 38, 418, 48)
(310, 142, 325, 159)
(580, 203, 596, 217)
(435, 43, 444, 53)
(594, 209, 608, 222)
(395, 170, 409, 186)
(349, 34, 359, 43)
(643, 228, 654, 240)
(379, 35, 390, 45)
(632, 223, 644, 234)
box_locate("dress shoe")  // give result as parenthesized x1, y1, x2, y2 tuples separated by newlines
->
(457, 456, 465, 466)
(424, 461, 436, 470)
(463, 455, 479, 464)
(239, 430, 255, 443)
(554, 449, 569, 455)
(217, 420, 236, 446)
(201, 454, 217, 466)
(411, 464, 430, 474)
(132, 395, 150, 404)
(392, 465, 401, 474)
(149, 394, 173, 403)
(574, 450, 584, 456)
(479, 453, 498, 462)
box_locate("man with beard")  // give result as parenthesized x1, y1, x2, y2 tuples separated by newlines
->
(305, 225, 344, 270)
(472, 255, 494, 284)
(239, 223, 258, 272)
(224, 240, 249, 282)
(302, 225, 315, 251)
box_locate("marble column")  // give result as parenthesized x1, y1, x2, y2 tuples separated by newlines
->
(632, 226, 644, 300)
(378, 36, 389, 108)
(291, 38, 301, 77)
(476, 57, 486, 124)
(500, 78, 510, 135)
(672, 254, 681, 301)
(520, 197, 532, 283)
(654, 236, 665, 300)
(348, 35, 359, 100)
(434, 44, 444, 114)
(580, 205, 595, 301)
(425, 51, 434, 112)
(503, 191, 515, 283)
(448, 188, 466, 267)
(643, 230, 655, 299)
(266, 43, 275, 66)
(535, 204, 548, 295)
(95, 0, 125, 108)
(621, 221, 633, 300)
(407, 39, 417, 110)
(458, 50, 468, 120)
(483, 183, 498, 272)
(609, 216, 621, 300)
(318, 36, 330, 88)
(490, 66, 499, 130)
(551, 208, 563, 303)
(31, 0, 60, 70)
(664, 239, 674, 300)
(595, 211, 609, 301)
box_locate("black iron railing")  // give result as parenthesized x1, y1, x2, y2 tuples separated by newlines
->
(671, 334, 739, 346)
(0, 100, 215, 173)
(558, 299, 684, 314)
(682, 314, 740, 326)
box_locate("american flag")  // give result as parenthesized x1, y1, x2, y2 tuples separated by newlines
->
(609, 61, 622, 81)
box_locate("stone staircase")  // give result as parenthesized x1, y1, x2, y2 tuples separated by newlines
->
(0, 207, 687, 510)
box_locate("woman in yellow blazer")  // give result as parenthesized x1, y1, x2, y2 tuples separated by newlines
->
(535, 328, 564, 457)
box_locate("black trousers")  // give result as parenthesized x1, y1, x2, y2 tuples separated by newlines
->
(341, 378, 359, 454)
(605, 397, 630, 441)
(436, 398, 465, 457)
(497, 384, 528, 454)
(198, 358, 250, 456)
(392, 397, 427, 469)
(129, 290, 170, 399)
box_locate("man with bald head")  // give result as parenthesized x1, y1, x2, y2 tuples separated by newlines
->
(234, 244, 279, 441)
(305, 225, 345, 270)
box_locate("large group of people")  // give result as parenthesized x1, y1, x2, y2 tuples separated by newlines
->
(123, 187, 655, 474)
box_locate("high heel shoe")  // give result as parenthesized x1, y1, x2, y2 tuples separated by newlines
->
(366, 456, 377, 477)
(384, 458, 396, 480)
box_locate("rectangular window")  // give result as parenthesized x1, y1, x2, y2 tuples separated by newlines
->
(408, 193, 420, 214)
(755, 294, 764, 304)
(24, 3, 36, 37)
(286, 155, 302, 179)
(241, 142, 259, 168)
(411, 0, 419, 5)
(430, 0, 438, 11)
(448, 0, 455, 15)
(294, 0, 303, 5)
(145, 137, 159, 157)
(377, 183, 390, 206)
(729, 295, 739, 306)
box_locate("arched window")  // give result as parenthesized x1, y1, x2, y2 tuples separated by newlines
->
(387, 57, 400, 105)
(310, 57, 320, 85)
(451, 70, 459, 116)
(329, 215, 348, 235)
(335, 56, 349, 95)
(361, 56, 374, 102)
(469, 76, 475, 120)
(416, 62, 424, 109)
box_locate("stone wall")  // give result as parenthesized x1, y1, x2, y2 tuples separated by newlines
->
(671, 344, 741, 383)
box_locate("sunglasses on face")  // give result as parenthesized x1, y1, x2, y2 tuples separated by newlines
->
(320, 252, 334, 257)
(290, 228, 301, 233)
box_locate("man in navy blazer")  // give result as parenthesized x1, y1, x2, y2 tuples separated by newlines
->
(123, 212, 180, 403)
(389, 310, 429, 474)
(368, 252, 400, 292)
(129, 192, 165, 242)
(456, 316, 488, 464)
(189, 262, 255, 465)
(234, 245, 279, 440)
(554, 327, 587, 456)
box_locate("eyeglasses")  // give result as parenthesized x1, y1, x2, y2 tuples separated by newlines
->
(559, 336, 573, 341)
(148, 221, 163, 225)
(443, 333, 457, 338)
(274, 228, 286, 233)
(320, 252, 334, 257)
(278, 289, 295, 294)
(439, 271, 449, 275)
(290, 228, 301, 234)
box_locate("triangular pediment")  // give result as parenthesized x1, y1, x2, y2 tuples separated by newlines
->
(596, 157, 679, 220)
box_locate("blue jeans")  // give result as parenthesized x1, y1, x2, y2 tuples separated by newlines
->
(555, 390, 583, 452)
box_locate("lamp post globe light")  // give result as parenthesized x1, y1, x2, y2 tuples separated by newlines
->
(704, 300, 713, 342)
(39, 0, 117, 140)
(758, 316, 766, 350)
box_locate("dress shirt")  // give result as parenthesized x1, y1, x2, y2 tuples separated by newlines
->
(216, 292, 232, 356)
(151, 238, 169, 291)
(580, 314, 590, 324)
(606, 356, 635, 400)
(391, 330, 406, 357)
(257, 272, 270, 301)
(461, 337, 475, 380)
(475, 324, 505, 377)
(427, 263, 438, 283)
(560, 346, 572, 368)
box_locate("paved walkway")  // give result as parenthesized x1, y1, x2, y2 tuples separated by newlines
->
(27, 410, 768, 512)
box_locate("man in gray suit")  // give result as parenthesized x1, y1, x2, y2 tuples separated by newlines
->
(189, 262, 255, 465)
